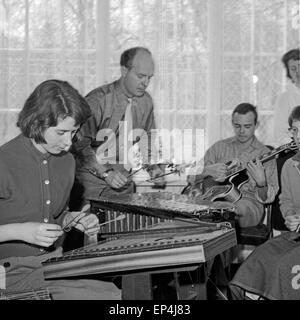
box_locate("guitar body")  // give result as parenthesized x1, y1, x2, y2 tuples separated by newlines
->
(182, 170, 249, 203)
(201, 171, 249, 203)
(182, 141, 298, 202)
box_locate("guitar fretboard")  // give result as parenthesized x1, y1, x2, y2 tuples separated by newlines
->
(225, 141, 297, 178)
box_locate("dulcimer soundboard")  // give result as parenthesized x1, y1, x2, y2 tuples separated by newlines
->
(89, 192, 235, 228)
(42, 220, 237, 280)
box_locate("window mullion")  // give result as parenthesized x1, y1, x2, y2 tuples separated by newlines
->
(25, 0, 30, 96)
(96, 0, 110, 85)
(206, 0, 223, 148)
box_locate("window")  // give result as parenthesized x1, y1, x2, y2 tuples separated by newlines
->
(0, 0, 299, 157)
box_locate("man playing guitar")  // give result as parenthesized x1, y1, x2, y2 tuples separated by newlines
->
(188, 103, 279, 228)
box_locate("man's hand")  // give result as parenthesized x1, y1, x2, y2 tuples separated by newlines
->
(247, 158, 267, 187)
(63, 204, 100, 235)
(149, 166, 166, 187)
(203, 163, 228, 182)
(19, 222, 63, 247)
(284, 214, 300, 231)
(104, 170, 129, 189)
(227, 158, 241, 169)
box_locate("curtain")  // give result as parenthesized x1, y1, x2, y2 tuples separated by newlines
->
(1, 0, 300, 161)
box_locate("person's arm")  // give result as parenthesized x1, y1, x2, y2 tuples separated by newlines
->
(72, 91, 130, 190)
(186, 143, 228, 190)
(0, 159, 63, 247)
(279, 161, 300, 231)
(279, 161, 297, 218)
(202, 143, 229, 182)
(71, 92, 112, 177)
(251, 157, 278, 204)
(0, 223, 63, 247)
(0, 224, 24, 242)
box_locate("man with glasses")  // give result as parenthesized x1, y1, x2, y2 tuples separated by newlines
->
(280, 107, 300, 231)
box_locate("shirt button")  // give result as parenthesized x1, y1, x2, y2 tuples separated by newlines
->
(46, 200, 51, 205)
(44, 218, 49, 223)
(45, 180, 50, 185)
(43, 160, 47, 165)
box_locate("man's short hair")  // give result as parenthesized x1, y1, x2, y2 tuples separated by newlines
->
(17, 79, 91, 144)
(282, 49, 300, 80)
(232, 103, 258, 124)
(288, 105, 300, 127)
(120, 47, 152, 69)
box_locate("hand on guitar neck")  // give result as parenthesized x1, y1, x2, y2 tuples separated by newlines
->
(203, 158, 241, 182)
(246, 158, 267, 188)
(186, 159, 240, 186)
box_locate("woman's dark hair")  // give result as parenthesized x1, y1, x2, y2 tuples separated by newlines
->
(282, 49, 300, 80)
(288, 105, 300, 127)
(232, 103, 258, 124)
(17, 79, 91, 143)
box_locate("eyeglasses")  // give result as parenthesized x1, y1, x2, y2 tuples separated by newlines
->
(288, 127, 299, 135)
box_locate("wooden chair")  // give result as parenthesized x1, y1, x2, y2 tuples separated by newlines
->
(235, 204, 273, 245)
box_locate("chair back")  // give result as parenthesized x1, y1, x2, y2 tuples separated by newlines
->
(271, 149, 297, 231)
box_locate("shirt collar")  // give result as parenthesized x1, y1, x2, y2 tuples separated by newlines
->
(115, 79, 134, 107)
(229, 135, 261, 150)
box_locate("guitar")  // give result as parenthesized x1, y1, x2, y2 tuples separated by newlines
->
(182, 141, 298, 203)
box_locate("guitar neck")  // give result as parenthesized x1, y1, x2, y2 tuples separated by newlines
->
(225, 141, 297, 179)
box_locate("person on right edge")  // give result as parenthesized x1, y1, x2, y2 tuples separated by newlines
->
(273, 48, 300, 146)
(230, 105, 300, 300)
